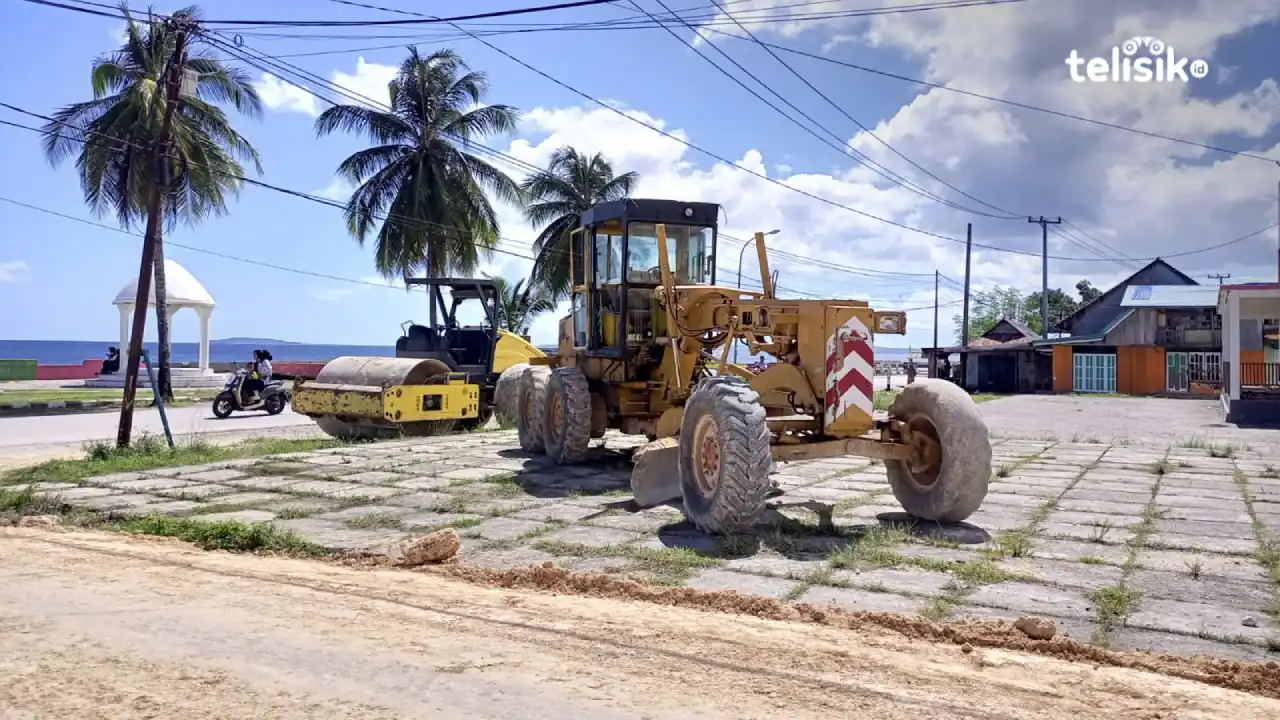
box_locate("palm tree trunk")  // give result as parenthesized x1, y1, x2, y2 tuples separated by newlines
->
(152, 236, 174, 401)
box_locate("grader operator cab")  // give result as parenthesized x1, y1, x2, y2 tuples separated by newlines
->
(514, 198, 992, 534)
(292, 277, 545, 440)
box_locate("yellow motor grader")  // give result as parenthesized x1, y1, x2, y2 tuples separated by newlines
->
(514, 198, 992, 534)
(291, 277, 544, 439)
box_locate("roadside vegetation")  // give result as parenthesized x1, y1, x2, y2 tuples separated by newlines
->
(0, 387, 219, 405)
(1, 434, 340, 485)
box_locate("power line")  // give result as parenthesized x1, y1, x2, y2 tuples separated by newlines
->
(159, 27, 1280, 265)
(0, 112, 541, 267)
(191, 0, 1279, 166)
(0, 193, 411, 289)
(11, 7, 1277, 266)
(272, 0, 1015, 33)
(679, 0, 1023, 221)
(242, 1, 1070, 258)
(203, 31, 961, 289)
(630, 0, 1021, 220)
(44, 0, 629, 27)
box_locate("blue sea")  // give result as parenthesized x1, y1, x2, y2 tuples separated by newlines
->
(1, 339, 398, 366)
(2, 339, 911, 365)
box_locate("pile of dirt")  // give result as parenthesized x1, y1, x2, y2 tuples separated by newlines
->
(430, 561, 1280, 699)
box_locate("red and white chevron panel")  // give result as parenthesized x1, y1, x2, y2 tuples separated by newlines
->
(824, 313, 875, 426)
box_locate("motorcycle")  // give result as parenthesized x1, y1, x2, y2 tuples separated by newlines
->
(212, 368, 290, 418)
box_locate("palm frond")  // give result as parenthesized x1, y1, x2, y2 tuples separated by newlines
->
(314, 104, 414, 144)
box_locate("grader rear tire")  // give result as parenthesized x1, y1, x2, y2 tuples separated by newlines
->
(543, 367, 591, 465)
(884, 379, 991, 523)
(494, 362, 528, 428)
(517, 366, 551, 453)
(678, 377, 772, 534)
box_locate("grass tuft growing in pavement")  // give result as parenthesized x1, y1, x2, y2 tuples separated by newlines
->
(117, 516, 322, 555)
(343, 512, 403, 530)
(0, 485, 69, 516)
(1091, 584, 1140, 630)
(2, 435, 341, 485)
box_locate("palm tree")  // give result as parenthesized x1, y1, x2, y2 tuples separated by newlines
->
(521, 146, 638, 299)
(489, 275, 556, 337)
(315, 47, 522, 280)
(41, 3, 263, 400)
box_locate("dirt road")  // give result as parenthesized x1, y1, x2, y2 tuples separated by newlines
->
(1, 528, 1276, 719)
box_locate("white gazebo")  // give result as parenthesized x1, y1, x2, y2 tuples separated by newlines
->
(90, 259, 227, 388)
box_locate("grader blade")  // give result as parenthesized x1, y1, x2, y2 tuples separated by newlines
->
(630, 437, 682, 507)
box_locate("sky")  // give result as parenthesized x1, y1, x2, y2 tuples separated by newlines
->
(0, 0, 1277, 350)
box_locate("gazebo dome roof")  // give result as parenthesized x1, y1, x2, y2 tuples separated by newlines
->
(113, 259, 215, 308)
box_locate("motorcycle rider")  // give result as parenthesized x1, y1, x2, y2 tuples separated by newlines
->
(244, 349, 273, 405)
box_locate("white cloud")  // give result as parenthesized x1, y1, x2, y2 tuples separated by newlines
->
(332, 57, 398, 109)
(315, 177, 353, 202)
(255, 73, 320, 117)
(256, 57, 400, 119)
(0, 261, 28, 283)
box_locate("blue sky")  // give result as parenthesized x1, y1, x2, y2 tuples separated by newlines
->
(1, 0, 1277, 349)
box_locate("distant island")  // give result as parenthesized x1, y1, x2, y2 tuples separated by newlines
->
(215, 337, 301, 345)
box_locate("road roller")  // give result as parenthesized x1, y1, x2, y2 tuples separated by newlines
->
(292, 277, 546, 440)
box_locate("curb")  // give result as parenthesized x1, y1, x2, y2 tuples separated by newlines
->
(0, 396, 212, 418)
(0, 400, 124, 418)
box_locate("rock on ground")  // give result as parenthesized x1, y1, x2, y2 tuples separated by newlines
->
(398, 528, 460, 567)
(1014, 616, 1057, 641)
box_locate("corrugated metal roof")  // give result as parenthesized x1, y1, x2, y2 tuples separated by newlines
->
(1034, 308, 1136, 346)
(1120, 285, 1219, 308)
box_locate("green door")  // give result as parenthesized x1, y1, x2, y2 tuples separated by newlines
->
(1166, 352, 1188, 393)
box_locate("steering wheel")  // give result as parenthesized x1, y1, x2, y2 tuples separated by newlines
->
(646, 266, 663, 281)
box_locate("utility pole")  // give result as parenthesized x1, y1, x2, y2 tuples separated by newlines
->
(1029, 216, 1062, 337)
(932, 270, 939, 352)
(960, 224, 972, 347)
(117, 19, 189, 448)
(1208, 273, 1231, 285)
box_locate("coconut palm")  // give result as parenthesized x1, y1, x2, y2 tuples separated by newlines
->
(521, 146, 638, 299)
(488, 275, 556, 337)
(41, 3, 263, 400)
(315, 47, 521, 280)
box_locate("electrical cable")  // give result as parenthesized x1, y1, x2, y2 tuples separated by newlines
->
(676, 0, 1024, 220)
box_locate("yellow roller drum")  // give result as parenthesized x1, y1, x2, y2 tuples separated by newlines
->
(293, 356, 465, 440)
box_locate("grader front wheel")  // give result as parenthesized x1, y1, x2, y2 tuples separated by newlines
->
(543, 367, 591, 464)
(884, 379, 991, 523)
(677, 377, 772, 534)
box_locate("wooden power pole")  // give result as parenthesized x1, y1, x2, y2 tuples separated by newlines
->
(117, 20, 190, 448)
(1208, 273, 1231, 285)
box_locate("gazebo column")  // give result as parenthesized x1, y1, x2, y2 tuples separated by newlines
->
(195, 306, 212, 371)
(117, 303, 132, 366)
